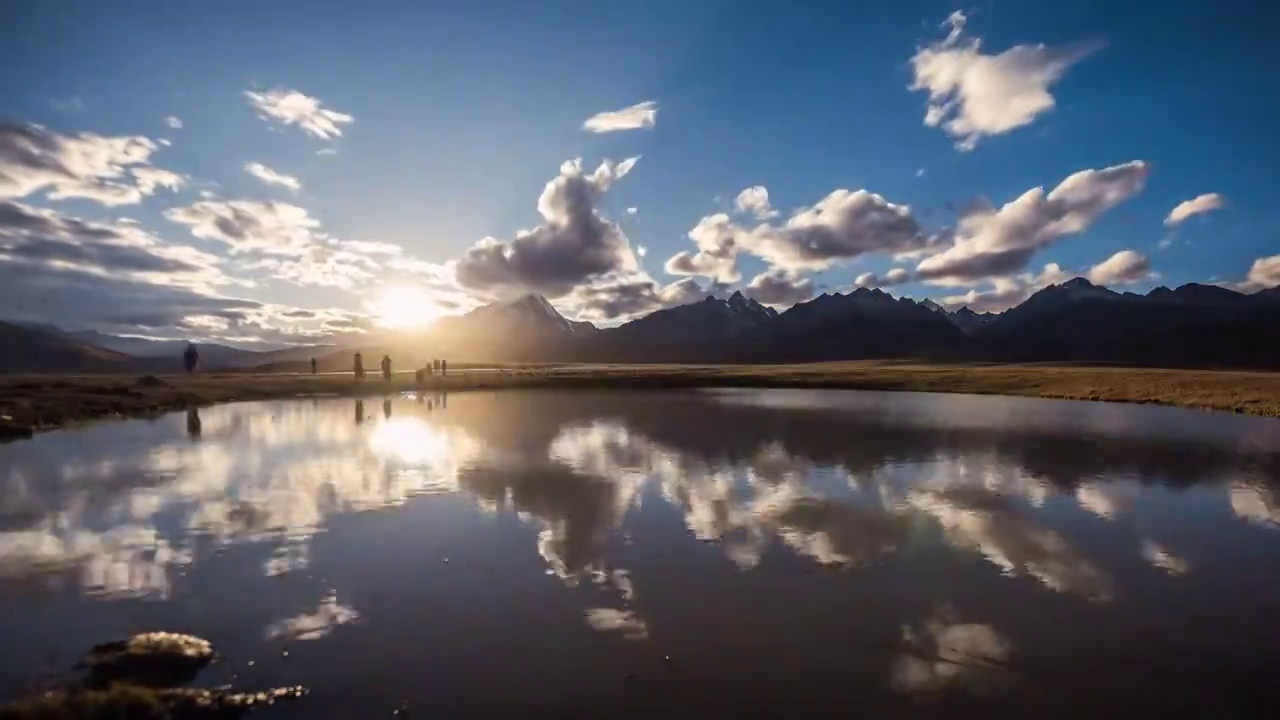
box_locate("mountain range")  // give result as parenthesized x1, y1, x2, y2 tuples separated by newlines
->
(4, 279, 1279, 374)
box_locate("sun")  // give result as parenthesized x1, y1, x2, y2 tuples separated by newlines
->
(370, 286, 439, 329)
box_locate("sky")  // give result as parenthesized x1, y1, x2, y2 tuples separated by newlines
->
(2, 0, 1277, 345)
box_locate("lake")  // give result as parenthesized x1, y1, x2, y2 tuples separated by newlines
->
(2, 389, 1280, 717)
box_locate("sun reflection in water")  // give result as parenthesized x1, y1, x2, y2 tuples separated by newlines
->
(368, 417, 452, 465)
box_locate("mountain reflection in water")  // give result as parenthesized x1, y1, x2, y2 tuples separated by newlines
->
(2, 388, 1280, 717)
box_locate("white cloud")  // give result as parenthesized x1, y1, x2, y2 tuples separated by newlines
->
(245, 88, 353, 140)
(665, 212, 743, 283)
(1239, 254, 1280, 291)
(1164, 193, 1224, 226)
(735, 185, 779, 219)
(165, 199, 321, 255)
(1087, 249, 1152, 285)
(567, 274, 708, 322)
(892, 608, 1015, 695)
(910, 487, 1112, 600)
(625, 207, 638, 215)
(938, 262, 1072, 312)
(316, 148, 338, 157)
(635, 244, 648, 257)
(910, 11, 1098, 150)
(917, 161, 1149, 285)
(854, 267, 912, 288)
(743, 269, 814, 307)
(453, 158, 642, 297)
(163, 116, 183, 130)
(582, 101, 658, 133)
(245, 162, 301, 192)
(265, 591, 360, 641)
(0, 122, 181, 206)
(583, 608, 649, 640)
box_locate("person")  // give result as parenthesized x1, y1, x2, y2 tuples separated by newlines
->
(381, 354, 392, 381)
(182, 343, 199, 374)
(310, 357, 317, 374)
(353, 352, 364, 381)
(441, 359, 447, 376)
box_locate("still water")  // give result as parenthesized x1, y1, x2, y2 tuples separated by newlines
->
(1, 389, 1280, 717)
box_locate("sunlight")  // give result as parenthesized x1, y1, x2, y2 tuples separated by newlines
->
(368, 417, 451, 465)
(370, 286, 439, 329)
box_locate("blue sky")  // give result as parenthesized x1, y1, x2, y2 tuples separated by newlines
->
(1, 0, 1277, 341)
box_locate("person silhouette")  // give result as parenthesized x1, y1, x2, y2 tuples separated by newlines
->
(354, 352, 364, 381)
(441, 359, 447, 376)
(185, 409, 202, 439)
(183, 343, 199, 374)
(310, 357, 318, 374)
(381, 355, 392, 381)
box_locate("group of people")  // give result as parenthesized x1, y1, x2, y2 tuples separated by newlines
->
(349, 352, 447, 381)
(181, 343, 450, 381)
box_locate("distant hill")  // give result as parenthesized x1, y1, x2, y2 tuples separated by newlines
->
(6, 279, 1279, 375)
(0, 321, 135, 373)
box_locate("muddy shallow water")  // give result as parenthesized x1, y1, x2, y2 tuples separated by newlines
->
(2, 389, 1279, 717)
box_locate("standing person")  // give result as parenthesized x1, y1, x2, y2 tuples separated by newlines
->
(310, 357, 317, 374)
(353, 352, 364, 381)
(381, 354, 392, 381)
(441, 359, 447, 376)
(183, 343, 199, 374)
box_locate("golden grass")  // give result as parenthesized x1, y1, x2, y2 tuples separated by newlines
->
(1, 361, 1277, 439)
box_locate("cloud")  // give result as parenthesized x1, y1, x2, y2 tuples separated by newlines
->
(909, 487, 1112, 600)
(938, 263, 1072, 312)
(1239, 254, 1280, 291)
(0, 207, 268, 336)
(742, 269, 814, 307)
(664, 213, 742, 283)
(245, 162, 301, 191)
(265, 591, 359, 641)
(165, 199, 321, 255)
(245, 88, 353, 140)
(1164, 193, 1224, 226)
(917, 161, 1149, 285)
(672, 190, 931, 280)
(583, 608, 649, 640)
(854, 267, 912, 288)
(582, 101, 658, 133)
(1140, 540, 1190, 576)
(316, 148, 338, 157)
(735, 185, 779, 219)
(567, 275, 707, 321)
(0, 122, 181, 206)
(0, 200, 224, 288)
(453, 158, 642, 298)
(163, 116, 183, 130)
(1087, 249, 1151, 285)
(892, 607, 1015, 695)
(910, 11, 1098, 150)
(625, 207, 638, 215)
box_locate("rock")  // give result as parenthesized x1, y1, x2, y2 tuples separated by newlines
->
(81, 632, 215, 688)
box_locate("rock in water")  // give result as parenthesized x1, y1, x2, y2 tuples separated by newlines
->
(81, 632, 215, 688)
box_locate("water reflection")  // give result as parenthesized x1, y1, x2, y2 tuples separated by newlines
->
(2, 389, 1280, 714)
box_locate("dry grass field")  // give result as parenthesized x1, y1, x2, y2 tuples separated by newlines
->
(2, 361, 1278, 440)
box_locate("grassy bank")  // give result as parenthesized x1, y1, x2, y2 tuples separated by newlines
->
(2, 361, 1278, 439)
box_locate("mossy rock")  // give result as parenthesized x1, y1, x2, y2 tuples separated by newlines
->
(79, 633, 214, 688)
(0, 683, 308, 720)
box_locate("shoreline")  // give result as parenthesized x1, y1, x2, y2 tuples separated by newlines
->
(2, 362, 1279, 440)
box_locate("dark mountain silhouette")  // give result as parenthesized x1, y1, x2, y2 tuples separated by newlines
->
(5, 280, 1279, 374)
(972, 278, 1280, 368)
(0, 321, 134, 373)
